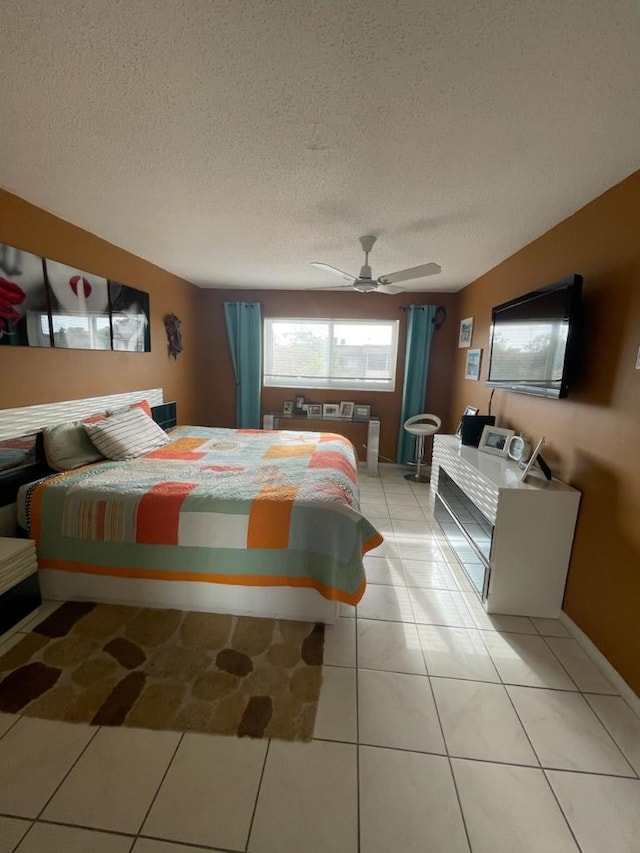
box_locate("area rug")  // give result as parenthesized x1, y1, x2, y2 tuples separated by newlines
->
(0, 601, 325, 741)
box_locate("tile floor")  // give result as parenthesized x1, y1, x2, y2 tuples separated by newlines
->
(1, 464, 639, 852)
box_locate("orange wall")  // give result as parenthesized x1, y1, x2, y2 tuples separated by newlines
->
(0, 190, 201, 422)
(450, 170, 640, 694)
(196, 289, 460, 462)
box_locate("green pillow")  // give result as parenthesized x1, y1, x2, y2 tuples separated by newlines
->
(43, 421, 105, 472)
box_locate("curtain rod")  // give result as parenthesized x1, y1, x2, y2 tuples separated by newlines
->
(399, 305, 447, 329)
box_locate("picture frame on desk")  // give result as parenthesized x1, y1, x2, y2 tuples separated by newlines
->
(353, 404, 371, 421)
(339, 401, 355, 419)
(455, 405, 479, 438)
(478, 425, 514, 457)
(295, 394, 305, 413)
(282, 400, 294, 415)
(307, 404, 322, 417)
(322, 403, 340, 418)
(520, 436, 547, 482)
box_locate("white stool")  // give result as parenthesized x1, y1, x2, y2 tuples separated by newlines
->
(403, 414, 441, 482)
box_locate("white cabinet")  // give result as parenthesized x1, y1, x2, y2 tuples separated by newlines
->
(0, 537, 40, 634)
(431, 435, 581, 618)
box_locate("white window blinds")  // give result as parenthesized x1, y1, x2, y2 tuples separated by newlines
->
(263, 318, 399, 392)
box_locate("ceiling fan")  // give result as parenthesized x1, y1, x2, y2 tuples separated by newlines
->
(311, 235, 441, 294)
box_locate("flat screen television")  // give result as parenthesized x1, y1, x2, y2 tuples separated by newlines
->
(486, 274, 583, 399)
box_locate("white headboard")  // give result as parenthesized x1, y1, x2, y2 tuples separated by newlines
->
(0, 388, 164, 441)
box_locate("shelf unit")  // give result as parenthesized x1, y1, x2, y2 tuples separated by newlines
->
(431, 435, 581, 618)
(264, 415, 380, 476)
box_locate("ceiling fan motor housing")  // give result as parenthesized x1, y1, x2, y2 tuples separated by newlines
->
(354, 280, 377, 292)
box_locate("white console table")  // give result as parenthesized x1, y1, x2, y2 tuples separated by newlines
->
(263, 414, 380, 477)
(431, 435, 581, 618)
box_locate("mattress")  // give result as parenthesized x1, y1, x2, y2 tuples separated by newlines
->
(22, 426, 381, 605)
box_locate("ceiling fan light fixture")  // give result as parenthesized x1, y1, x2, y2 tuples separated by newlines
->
(310, 236, 441, 294)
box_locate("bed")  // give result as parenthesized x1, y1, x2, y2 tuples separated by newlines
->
(3, 390, 381, 623)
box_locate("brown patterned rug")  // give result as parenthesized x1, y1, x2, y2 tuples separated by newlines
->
(0, 602, 325, 741)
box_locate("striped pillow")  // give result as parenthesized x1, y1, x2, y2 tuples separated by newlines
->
(83, 407, 170, 460)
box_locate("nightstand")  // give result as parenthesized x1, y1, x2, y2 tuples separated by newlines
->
(0, 538, 41, 636)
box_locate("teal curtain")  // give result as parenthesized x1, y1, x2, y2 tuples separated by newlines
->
(224, 302, 262, 429)
(396, 304, 436, 463)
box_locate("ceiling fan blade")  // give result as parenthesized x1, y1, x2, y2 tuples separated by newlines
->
(375, 283, 404, 294)
(378, 262, 442, 284)
(307, 284, 355, 291)
(310, 262, 355, 283)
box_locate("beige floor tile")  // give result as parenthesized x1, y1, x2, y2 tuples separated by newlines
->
(360, 746, 469, 853)
(323, 616, 356, 667)
(585, 694, 640, 775)
(452, 759, 578, 853)
(43, 726, 180, 833)
(0, 717, 94, 817)
(547, 770, 640, 853)
(357, 619, 426, 675)
(143, 733, 266, 851)
(314, 666, 357, 742)
(402, 559, 458, 590)
(482, 631, 577, 689)
(15, 823, 133, 853)
(249, 739, 357, 853)
(385, 493, 420, 507)
(507, 686, 635, 775)
(409, 588, 475, 628)
(417, 624, 500, 682)
(531, 617, 571, 637)
(396, 539, 446, 561)
(357, 584, 415, 622)
(367, 538, 399, 558)
(363, 556, 405, 586)
(0, 816, 31, 853)
(461, 592, 537, 634)
(391, 519, 433, 538)
(358, 669, 445, 753)
(134, 840, 226, 853)
(432, 677, 537, 764)
(360, 502, 390, 519)
(544, 637, 617, 693)
(388, 505, 426, 521)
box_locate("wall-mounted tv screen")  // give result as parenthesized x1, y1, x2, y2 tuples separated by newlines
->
(486, 274, 583, 399)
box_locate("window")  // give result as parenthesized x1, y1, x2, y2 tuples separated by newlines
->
(263, 318, 399, 392)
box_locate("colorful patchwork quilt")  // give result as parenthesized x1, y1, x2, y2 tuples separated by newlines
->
(27, 427, 382, 604)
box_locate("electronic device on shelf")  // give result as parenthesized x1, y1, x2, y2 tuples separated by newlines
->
(486, 274, 583, 399)
(460, 414, 496, 447)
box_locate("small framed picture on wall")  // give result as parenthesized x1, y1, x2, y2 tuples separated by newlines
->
(459, 317, 474, 348)
(464, 348, 482, 381)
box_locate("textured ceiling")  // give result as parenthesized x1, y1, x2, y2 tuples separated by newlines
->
(1, 1, 639, 292)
